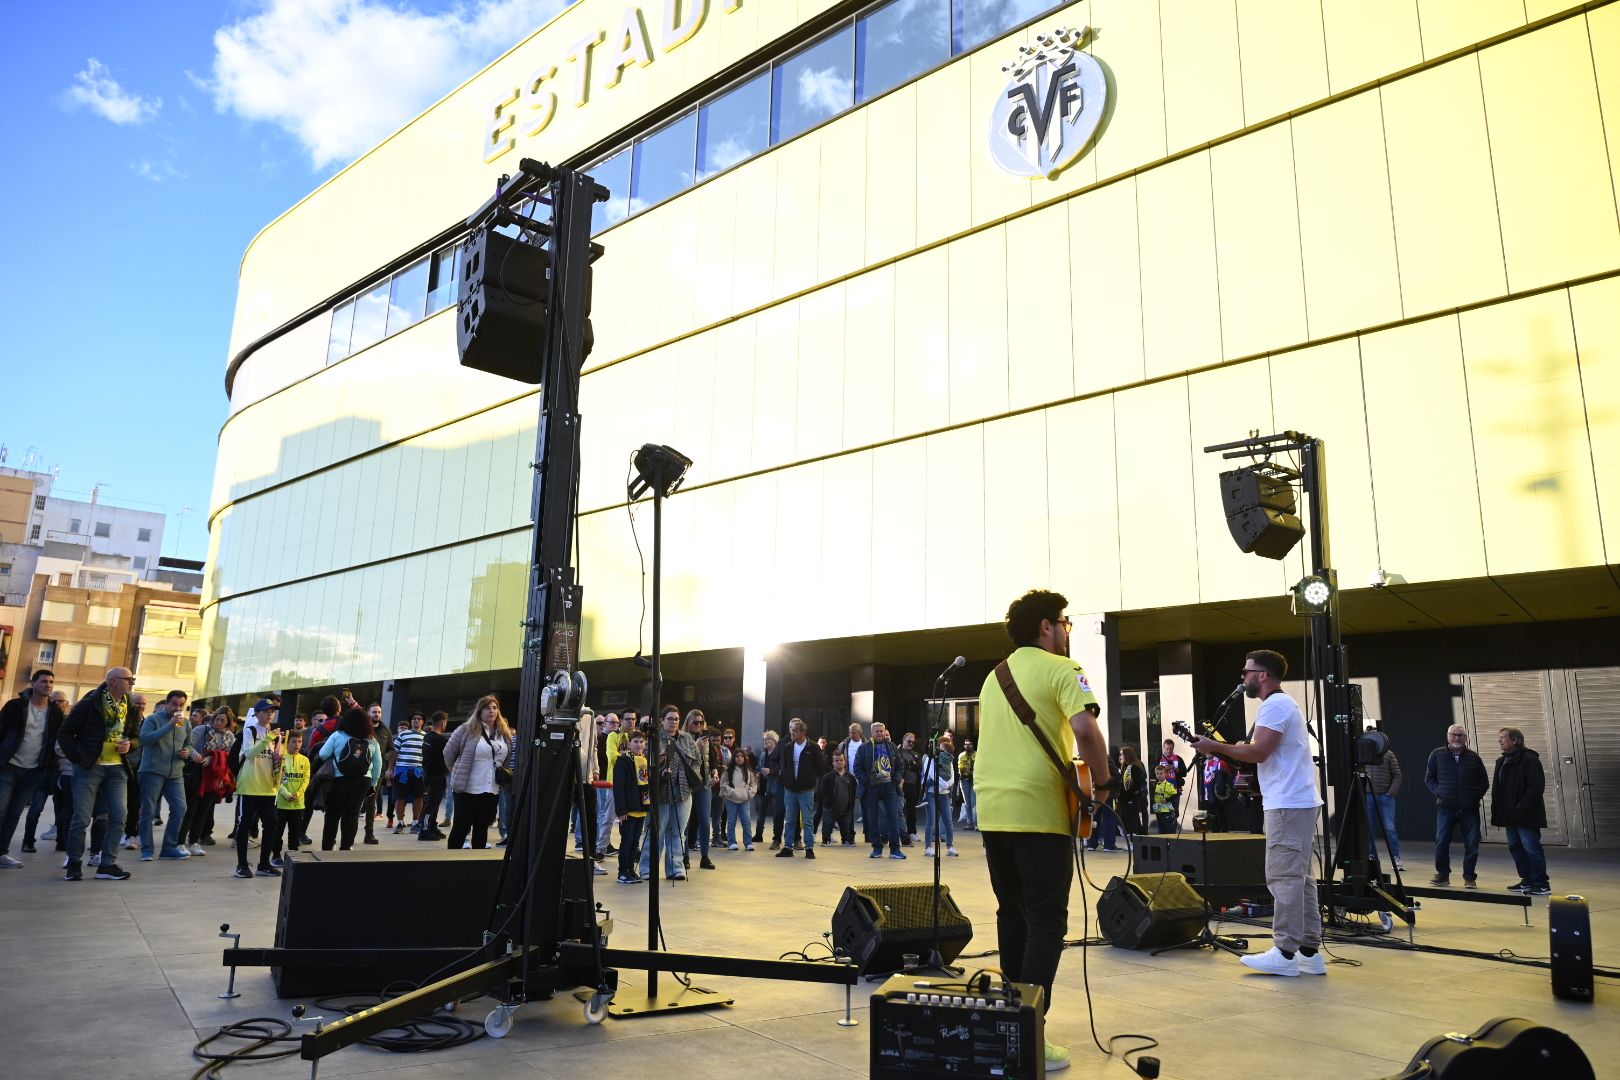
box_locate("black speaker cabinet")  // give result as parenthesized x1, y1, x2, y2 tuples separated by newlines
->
(1097, 873, 1207, 950)
(271, 849, 594, 995)
(832, 883, 973, 976)
(1132, 832, 1267, 887)
(1549, 894, 1594, 1002)
(456, 228, 551, 383)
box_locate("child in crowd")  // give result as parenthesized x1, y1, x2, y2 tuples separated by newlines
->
(1152, 764, 1178, 834)
(613, 731, 650, 884)
(271, 728, 311, 866)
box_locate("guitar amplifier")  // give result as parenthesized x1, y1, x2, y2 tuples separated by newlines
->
(870, 973, 1045, 1079)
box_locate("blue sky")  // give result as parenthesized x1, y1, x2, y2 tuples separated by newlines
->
(0, 0, 569, 560)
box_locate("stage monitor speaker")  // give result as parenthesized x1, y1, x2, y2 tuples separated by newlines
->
(1549, 894, 1594, 1002)
(1097, 873, 1206, 950)
(1131, 833, 1267, 887)
(456, 228, 551, 383)
(832, 884, 973, 976)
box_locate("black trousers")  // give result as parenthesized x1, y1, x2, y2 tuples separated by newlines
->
(236, 795, 277, 870)
(267, 807, 302, 857)
(820, 804, 854, 844)
(322, 778, 370, 850)
(618, 815, 644, 877)
(421, 775, 447, 836)
(448, 791, 499, 849)
(982, 831, 1074, 1013)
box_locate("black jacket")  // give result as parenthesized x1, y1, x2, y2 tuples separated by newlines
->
(0, 691, 66, 769)
(772, 739, 827, 792)
(1424, 745, 1489, 809)
(1490, 747, 1547, 829)
(58, 684, 136, 767)
(817, 769, 856, 815)
(422, 729, 449, 778)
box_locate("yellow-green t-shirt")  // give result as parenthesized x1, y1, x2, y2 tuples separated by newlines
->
(276, 753, 311, 810)
(97, 697, 129, 765)
(629, 753, 649, 819)
(975, 647, 1098, 836)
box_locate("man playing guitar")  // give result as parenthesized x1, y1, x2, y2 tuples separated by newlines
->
(976, 589, 1113, 1074)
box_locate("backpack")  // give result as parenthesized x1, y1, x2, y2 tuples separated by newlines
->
(228, 730, 246, 775)
(336, 735, 371, 779)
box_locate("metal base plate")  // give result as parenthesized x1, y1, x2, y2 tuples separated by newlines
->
(593, 985, 733, 1018)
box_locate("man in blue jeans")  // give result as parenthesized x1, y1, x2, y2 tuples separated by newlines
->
(137, 690, 193, 861)
(1363, 737, 1404, 871)
(58, 668, 139, 881)
(1424, 724, 1489, 888)
(1490, 727, 1550, 895)
(774, 718, 826, 859)
(0, 670, 67, 868)
(856, 723, 906, 859)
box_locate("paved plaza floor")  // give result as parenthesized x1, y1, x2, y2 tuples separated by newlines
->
(2, 807, 1615, 1079)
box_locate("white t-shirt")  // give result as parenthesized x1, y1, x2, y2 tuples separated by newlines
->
(11, 701, 48, 768)
(1254, 690, 1321, 810)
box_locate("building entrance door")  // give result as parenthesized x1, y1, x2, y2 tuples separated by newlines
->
(1566, 667, 1620, 848)
(1462, 671, 1569, 846)
(1119, 689, 1161, 763)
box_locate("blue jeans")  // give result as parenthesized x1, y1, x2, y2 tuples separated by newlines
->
(924, 790, 954, 848)
(1086, 804, 1121, 850)
(596, 787, 615, 852)
(67, 764, 127, 865)
(959, 777, 977, 827)
(138, 772, 187, 857)
(1505, 826, 1548, 888)
(1365, 792, 1401, 861)
(642, 797, 691, 878)
(0, 764, 46, 856)
(783, 788, 814, 851)
(1434, 805, 1481, 880)
(870, 785, 903, 853)
(726, 801, 752, 846)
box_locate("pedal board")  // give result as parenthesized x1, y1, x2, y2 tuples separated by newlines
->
(870, 973, 1045, 1078)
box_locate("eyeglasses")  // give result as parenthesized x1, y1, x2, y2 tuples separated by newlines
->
(1241, 668, 1265, 675)
(1058, 617, 1072, 631)
(722, 734, 734, 739)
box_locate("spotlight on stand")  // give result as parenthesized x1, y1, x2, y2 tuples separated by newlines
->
(1219, 464, 1304, 559)
(1356, 726, 1389, 767)
(1291, 570, 1335, 617)
(629, 443, 692, 501)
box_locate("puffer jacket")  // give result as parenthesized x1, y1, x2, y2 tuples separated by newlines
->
(1364, 749, 1403, 796)
(442, 720, 510, 794)
(1424, 745, 1489, 809)
(1490, 747, 1547, 829)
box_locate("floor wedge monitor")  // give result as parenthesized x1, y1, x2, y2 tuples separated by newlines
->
(832, 883, 973, 976)
(1097, 873, 1207, 950)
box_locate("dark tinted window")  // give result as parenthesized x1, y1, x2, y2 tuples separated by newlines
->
(771, 26, 854, 143)
(697, 70, 770, 180)
(857, 0, 950, 101)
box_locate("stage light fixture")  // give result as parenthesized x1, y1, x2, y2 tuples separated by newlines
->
(1218, 465, 1304, 559)
(1356, 727, 1390, 766)
(1291, 571, 1335, 617)
(629, 443, 692, 500)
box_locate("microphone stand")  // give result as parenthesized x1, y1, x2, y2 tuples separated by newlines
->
(918, 663, 961, 978)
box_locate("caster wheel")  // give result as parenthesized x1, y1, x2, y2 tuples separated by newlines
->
(1379, 911, 1395, 933)
(584, 994, 611, 1024)
(485, 1005, 514, 1038)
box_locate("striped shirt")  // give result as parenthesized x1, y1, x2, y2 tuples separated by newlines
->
(393, 729, 425, 770)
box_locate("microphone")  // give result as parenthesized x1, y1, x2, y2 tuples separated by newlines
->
(935, 655, 967, 683)
(1223, 681, 1245, 700)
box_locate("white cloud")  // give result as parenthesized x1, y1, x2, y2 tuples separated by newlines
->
(64, 58, 162, 125)
(133, 159, 187, 182)
(207, 0, 569, 170)
(796, 65, 852, 117)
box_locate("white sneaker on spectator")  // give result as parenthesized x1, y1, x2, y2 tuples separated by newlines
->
(0, 855, 23, 869)
(924, 846, 936, 857)
(121, 836, 138, 850)
(946, 846, 960, 857)
(89, 853, 101, 866)
(190, 844, 207, 856)
(41, 825, 57, 841)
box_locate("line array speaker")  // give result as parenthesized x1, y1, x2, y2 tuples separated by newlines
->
(456, 227, 551, 383)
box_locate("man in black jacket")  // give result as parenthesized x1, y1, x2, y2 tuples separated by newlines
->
(1424, 724, 1489, 888)
(1491, 728, 1549, 895)
(773, 718, 826, 858)
(57, 668, 138, 881)
(0, 670, 67, 868)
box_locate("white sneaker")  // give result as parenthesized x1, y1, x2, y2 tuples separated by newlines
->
(190, 844, 207, 857)
(1240, 946, 1300, 977)
(924, 846, 935, 857)
(88, 852, 102, 867)
(0, 854, 23, 869)
(728, 843, 739, 850)
(41, 825, 57, 841)
(121, 836, 138, 850)
(1296, 950, 1327, 975)
(946, 846, 959, 857)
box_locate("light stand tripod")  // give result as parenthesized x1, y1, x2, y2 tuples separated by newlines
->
(1149, 821, 1249, 958)
(917, 657, 966, 978)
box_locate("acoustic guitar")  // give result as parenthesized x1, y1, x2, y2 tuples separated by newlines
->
(1172, 719, 1261, 797)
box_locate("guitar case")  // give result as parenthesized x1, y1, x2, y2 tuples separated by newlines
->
(1380, 1016, 1592, 1080)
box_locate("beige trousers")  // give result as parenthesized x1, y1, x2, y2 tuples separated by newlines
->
(1264, 806, 1322, 953)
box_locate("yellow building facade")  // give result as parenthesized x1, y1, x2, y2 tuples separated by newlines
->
(207, 1, 1620, 845)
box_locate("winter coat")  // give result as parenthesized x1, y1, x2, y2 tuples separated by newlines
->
(772, 738, 827, 793)
(138, 706, 193, 778)
(1490, 747, 1547, 829)
(57, 684, 135, 767)
(0, 691, 66, 769)
(1364, 749, 1403, 796)
(720, 763, 758, 804)
(442, 720, 509, 795)
(1424, 745, 1489, 809)
(817, 769, 856, 816)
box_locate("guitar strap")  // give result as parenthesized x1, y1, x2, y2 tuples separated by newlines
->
(994, 660, 1081, 799)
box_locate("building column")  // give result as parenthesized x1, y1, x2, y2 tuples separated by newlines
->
(1071, 613, 1122, 747)
(739, 645, 782, 754)
(1157, 640, 1205, 759)
(381, 678, 413, 732)
(850, 664, 875, 739)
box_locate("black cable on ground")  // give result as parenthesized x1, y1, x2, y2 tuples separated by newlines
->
(1075, 831, 1161, 1074)
(313, 994, 487, 1052)
(190, 1018, 301, 1080)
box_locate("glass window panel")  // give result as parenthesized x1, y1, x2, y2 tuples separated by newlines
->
(386, 257, 430, 335)
(955, 0, 1056, 53)
(591, 148, 633, 234)
(858, 0, 950, 102)
(426, 246, 460, 313)
(59, 642, 85, 665)
(772, 26, 854, 143)
(84, 644, 110, 668)
(698, 70, 770, 179)
(87, 605, 120, 627)
(631, 111, 698, 213)
(41, 599, 73, 622)
(327, 299, 356, 364)
(348, 281, 391, 353)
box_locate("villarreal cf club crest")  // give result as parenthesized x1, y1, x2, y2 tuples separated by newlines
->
(990, 25, 1108, 180)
